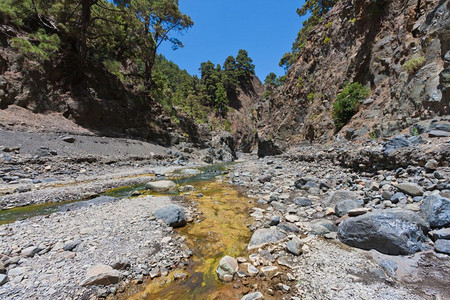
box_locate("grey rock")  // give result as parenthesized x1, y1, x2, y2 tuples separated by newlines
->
(0, 274, 8, 286)
(286, 237, 303, 256)
(425, 159, 438, 172)
(241, 291, 263, 300)
(257, 138, 283, 158)
(178, 185, 195, 192)
(395, 182, 424, 197)
(81, 264, 121, 286)
(380, 259, 397, 277)
(335, 199, 361, 217)
(429, 130, 450, 137)
(432, 228, 450, 241)
(146, 180, 176, 192)
(61, 136, 75, 143)
(420, 195, 450, 228)
(325, 190, 358, 207)
(390, 192, 407, 204)
(434, 239, 450, 255)
(257, 174, 272, 183)
(310, 219, 337, 235)
(216, 255, 238, 282)
(338, 209, 429, 255)
(180, 168, 201, 176)
(21, 246, 41, 257)
(277, 222, 300, 233)
(268, 215, 280, 226)
(382, 135, 422, 155)
(294, 197, 312, 207)
(63, 240, 81, 252)
(154, 205, 186, 228)
(248, 227, 287, 250)
(8, 267, 27, 277)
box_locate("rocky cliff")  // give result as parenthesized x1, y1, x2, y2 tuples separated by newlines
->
(258, 0, 449, 148)
(0, 25, 262, 151)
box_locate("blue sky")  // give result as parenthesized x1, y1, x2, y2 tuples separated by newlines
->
(158, 0, 307, 80)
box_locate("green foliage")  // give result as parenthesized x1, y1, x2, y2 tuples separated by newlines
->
(103, 59, 124, 82)
(402, 55, 426, 74)
(11, 29, 60, 62)
(263, 90, 271, 100)
(224, 119, 231, 132)
(264, 72, 284, 88)
(292, 0, 338, 52)
(325, 21, 333, 29)
(307, 92, 315, 102)
(235, 49, 255, 82)
(369, 130, 377, 140)
(349, 17, 357, 24)
(279, 52, 294, 72)
(332, 82, 370, 131)
(297, 77, 303, 88)
(323, 37, 331, 44)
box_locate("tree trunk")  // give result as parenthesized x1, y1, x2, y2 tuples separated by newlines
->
(79, 0, 93, 65)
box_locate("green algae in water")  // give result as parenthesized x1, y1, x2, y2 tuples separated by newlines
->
(126, 181, 252, 300)
(0, 202, 71, 224)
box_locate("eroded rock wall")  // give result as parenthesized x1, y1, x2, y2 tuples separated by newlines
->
(259, 0, 449, 147)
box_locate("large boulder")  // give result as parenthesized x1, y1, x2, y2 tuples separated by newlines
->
(154, 205, 187, 228)
(81, 264, 121, 286)
(146, 180, 177, 192)
(257, 137, 283, 158)
(338, 209, 429, 255)
(420, 195, 450, 228)
(216, 255, 238, 282)
(247, 227, 287, 250)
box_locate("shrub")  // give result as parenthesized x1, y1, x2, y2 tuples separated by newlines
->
(307, 92, 315, 102)
(11, 29, 60, 62)
(323, 37, 331, 45)
(103, 59, 124, 82)
(403, 55, 426, 74)
(332, 82, 370, 131)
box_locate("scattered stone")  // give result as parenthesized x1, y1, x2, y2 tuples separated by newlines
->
(285, 214, 300, 223)
(63, 240, 81, 252)
(216, 255, 238, 282)
(81, 264, 121, 286)
(424, 159, 438, 172)
(347, 207, 369, 217)
(146, 180, 177, 192)
(257, 174, 272, 183)
(434, 239, 450, 255)
(173, 272, 189, 281)
(286, 237, 303, 256)
(260, 266, 278, 278)
(180, 168, 201, 176)
(310, 219, 337, 235)
(431, 228, 450, 241)
(246, 263, 259, 276)
(268, 215, 280, 226)
(380, 260, 398, 277)
(395, 182, 424, 197)
(294, 197, 312, 207)
(241, 291, 263, 300)
(338, 209, 429, 255)
(420, 195, 450, 228)
(335, 199, 361, 217)
(277, 222, 299, 233)
(0, 274, 8, 286)
(429, 130, 450, 137)
(21, 246, 41, 257)
(154, 205, 187, 228)
(325, 190, 358, 207)
(247, 227, 287, 250)
(61, 136, 75, 143)
(178, 185, 195, 192)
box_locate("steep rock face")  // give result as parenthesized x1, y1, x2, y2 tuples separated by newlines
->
(0, 27, 175, 145)
(226, 76, 263, 152)
(259, 0, 449, 147)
